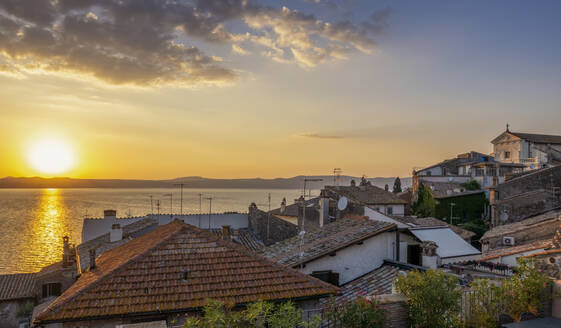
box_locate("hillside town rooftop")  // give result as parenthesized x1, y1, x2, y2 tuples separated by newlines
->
(260, 218, 396, 267)
(35, 220, 338, 324)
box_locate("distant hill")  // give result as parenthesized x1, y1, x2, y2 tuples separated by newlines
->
(0, 175, 412, 190)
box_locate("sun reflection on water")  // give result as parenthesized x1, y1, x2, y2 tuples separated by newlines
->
(23, 188, 67, 271)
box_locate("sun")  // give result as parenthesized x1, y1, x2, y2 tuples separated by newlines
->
(27, 138, 76, 175)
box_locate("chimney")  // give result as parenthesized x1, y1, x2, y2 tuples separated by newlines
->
(104, 209, 117, 219)
(319, 192, 330, 227)
(89, 249, 96, 269)
(221, 225, 231, 241)
(62, 236, 71, 267)
(110, 224, 122, 242)
(280, 198, 287, 214)
(420, 241, 439, 269)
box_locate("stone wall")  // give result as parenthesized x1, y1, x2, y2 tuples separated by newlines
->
(494, 190, 559, 224)
(494, 165, 561, 200)
(248, 205, 298, 246)
(377, 294, 409, 328)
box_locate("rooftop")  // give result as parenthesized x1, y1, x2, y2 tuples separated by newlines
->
(480, 238, 553, 261)
(333, 264, 398, 303)
(324, 185, 407, 205)
(509, 131, 561, 145)
(35, 220, 338, 324)
(0, 273, 36, 301)
(390, 216, 476, 241)
(260, 218, 396, 267)
(481, 208, 561, 240)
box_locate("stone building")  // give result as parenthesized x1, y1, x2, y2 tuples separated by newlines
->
(491, 126, 561, 170)
(0, 273, 36, 328)
(489, 165, 561, 226)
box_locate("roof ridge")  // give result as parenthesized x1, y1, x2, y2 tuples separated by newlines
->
(205, 226, 341, 294)
(38, 220, 339, 323)
(37, 220, 186, 320)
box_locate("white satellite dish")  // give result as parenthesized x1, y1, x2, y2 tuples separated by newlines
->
(337, 197, 348, 211)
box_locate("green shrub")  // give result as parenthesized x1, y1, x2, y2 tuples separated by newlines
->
(460, 180, 481, 191)
(395, 270, 461, 328)
(465, 258, 552, 327)
(184, 299, 321, 328)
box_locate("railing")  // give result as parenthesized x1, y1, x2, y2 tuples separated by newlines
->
(519, 157, 539, 165)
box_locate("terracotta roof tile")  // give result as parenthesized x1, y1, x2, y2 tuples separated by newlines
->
(480, 239, 553, 261)
(335, 265, 399, 303)
(260, 218, 396, 267)
(35, 220, 337, 323)
(0, 273, 36, 301)
(325, 186, 407, 205)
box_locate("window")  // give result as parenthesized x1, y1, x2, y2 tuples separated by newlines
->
(504, 151, 511, 159)
(386, 206, 393, 215)
(42, 282, 61, 298)
(311, 270, 340, 286)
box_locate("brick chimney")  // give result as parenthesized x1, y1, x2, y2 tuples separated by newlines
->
(110, 224, 122, 242)
(221, 225, 231, 241)
(89, 249, 96, 269)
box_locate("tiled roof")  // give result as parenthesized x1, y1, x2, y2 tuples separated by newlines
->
(481, 239, 553, 261)
(481, 209, 561, 240)
(509, 131, 561, 145)
(335, 265, 399, 303)
(390, 216, 476, 241)
(325, 186, 407, 205)
(35, 220, 338, 323)
(421, 181, 483, 199)
(270, 197, 319, 217)
(260, 218, 396, 267)
(209, 228, 264, 251)
(77, 218, 158, 272)
(524, 248, 561, 258)
(0, 273, 36, 301)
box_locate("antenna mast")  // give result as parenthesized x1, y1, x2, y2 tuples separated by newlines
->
(333, 168, 342, 186)
(205, 197, 213, 229)
(174, 183, 184, 215)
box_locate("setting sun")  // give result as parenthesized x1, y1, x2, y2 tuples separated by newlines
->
(26, 139, 76, 175)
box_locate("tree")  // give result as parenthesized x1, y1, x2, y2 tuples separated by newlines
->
(395, 270, 461, 328)
(412, 184, 435, 217)
(393, 177, 402, 193)
(460, 180, 481, 191)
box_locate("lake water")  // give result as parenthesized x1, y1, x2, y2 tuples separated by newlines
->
(0, 188, 307, 274)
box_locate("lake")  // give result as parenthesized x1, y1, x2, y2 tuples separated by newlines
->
(0, 188, 307, 274)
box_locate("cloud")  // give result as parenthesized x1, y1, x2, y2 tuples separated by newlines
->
(297, 133, 347, 140)
(0, 0, 388, 87)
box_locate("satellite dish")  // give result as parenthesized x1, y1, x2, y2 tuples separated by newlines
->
(337, 197, 348, 211)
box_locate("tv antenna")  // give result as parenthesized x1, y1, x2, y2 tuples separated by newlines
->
(205, 197, 213, 229)
(164, 193, 173, 213)
(303, 177, 323, 199)
(198, 193, 203, 227)
(156, 200, 161, 215)
(333, 168, 342, 186)
(174, 183, 184, 215)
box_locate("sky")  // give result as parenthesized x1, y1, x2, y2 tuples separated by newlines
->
(1, 0, 560, 179)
